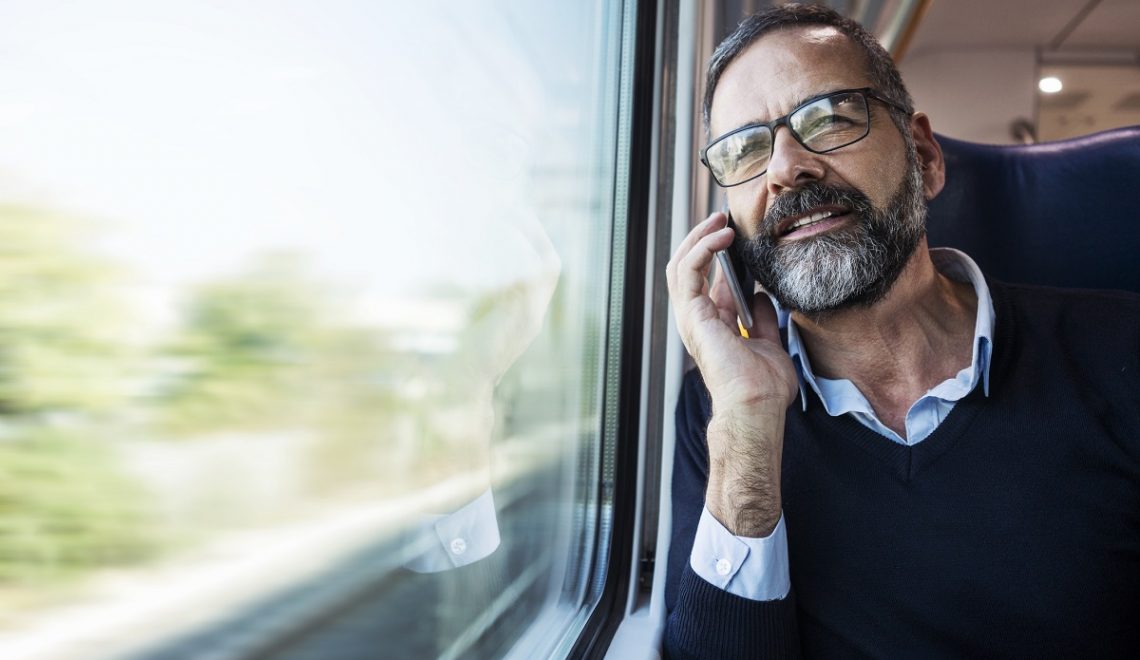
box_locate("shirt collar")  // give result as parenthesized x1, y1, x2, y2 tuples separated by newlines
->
(778, 247, 995, 412)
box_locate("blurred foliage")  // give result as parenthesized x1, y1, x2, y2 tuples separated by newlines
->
(0, 201, 565, 594)
(0, 205, 133, 416)
(0, 426, 161, 586)
(150, 254, 335, 434)
(0, 205, 159, 589)
(143, 252, 441, 494)
(148, 254, 427, 446)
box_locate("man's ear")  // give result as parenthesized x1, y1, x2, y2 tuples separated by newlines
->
(909, 112, 945, 200)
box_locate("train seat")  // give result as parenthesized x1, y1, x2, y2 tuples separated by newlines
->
(926, 126, 1140, 294)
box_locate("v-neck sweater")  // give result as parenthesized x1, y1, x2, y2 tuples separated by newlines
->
(665, 279, 1140, 659)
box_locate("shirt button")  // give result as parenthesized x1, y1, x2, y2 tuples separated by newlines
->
(450, 538, 468, 556)
(715, 558, 732, 576)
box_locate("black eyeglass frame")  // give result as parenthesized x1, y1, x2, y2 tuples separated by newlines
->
(699, 87, 911, 187)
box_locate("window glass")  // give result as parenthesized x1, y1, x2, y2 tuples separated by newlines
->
(0, 1, 625, 657)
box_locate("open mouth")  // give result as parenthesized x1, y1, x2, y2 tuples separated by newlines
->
(776, 205, 851, 239)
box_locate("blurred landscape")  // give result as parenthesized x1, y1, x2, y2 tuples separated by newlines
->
(0, 201, 559, 622)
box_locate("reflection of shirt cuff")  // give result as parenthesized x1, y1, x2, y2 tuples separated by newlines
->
(690, 506, 790, 600)
(403, 488, 500, 573)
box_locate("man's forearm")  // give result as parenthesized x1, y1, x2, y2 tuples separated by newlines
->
(704, 408, 785, 537)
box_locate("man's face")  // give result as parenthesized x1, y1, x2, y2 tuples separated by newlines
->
(709, 27, 926, 314)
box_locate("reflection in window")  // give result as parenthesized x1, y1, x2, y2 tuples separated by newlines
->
(0, 1, 627, 657)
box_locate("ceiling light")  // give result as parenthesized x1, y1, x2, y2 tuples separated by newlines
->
(1039, 76, 1063, 94)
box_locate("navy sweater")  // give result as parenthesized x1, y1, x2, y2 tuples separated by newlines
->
(665, 281, 1140, 659)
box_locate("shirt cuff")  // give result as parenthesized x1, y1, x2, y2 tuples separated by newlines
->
(689, 506, 791, 600)
(403, 488, 501, 573)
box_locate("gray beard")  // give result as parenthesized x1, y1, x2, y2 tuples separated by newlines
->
(738, 156, 927, 316)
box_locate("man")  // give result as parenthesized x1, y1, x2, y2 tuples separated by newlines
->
(663, 4, 1140, 658)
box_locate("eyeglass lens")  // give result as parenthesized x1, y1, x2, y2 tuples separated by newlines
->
(707, 91, 871, 186)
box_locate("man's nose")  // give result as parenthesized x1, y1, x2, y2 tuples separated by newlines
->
(765, 126, 826, 195)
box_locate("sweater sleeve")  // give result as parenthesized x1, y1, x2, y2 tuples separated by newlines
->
(665, 566, 801, 659)
(663, 369, 801, 659)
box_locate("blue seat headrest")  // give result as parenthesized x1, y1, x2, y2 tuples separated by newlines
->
(926, 126, 1140, 293)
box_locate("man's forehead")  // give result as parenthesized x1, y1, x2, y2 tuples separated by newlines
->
(709, 26, 868, 133)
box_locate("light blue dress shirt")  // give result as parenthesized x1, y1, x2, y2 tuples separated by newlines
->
(403, 488, 500, 573)
(690, 248, 995, 600)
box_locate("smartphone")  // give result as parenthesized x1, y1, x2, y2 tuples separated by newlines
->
(716, 210, 754, 337)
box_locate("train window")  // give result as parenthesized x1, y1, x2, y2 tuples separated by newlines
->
(0, 1, 639, 657)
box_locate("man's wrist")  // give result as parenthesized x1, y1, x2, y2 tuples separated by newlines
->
(706, 486, 781, 537)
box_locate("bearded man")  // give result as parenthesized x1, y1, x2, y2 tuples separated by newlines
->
(663, 5, 1140, 659)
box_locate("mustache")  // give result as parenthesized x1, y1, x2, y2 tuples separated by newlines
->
(760, 182, 874, 237)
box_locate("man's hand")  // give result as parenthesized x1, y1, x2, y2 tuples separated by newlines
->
(665, 211, 798, 537)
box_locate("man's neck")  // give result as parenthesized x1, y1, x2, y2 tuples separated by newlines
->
(790, 240, 978, 435)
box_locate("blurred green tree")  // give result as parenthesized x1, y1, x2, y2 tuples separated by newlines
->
(151, 254, 335, 433)
(0, 428, 159, 587)
(0, 205, 132, 417)
(0, 204, 158, 592)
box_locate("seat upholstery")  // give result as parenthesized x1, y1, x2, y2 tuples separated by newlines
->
(926, 126, 1140, 294)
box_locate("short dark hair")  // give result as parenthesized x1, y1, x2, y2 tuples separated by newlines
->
(703, 3, 914, 134)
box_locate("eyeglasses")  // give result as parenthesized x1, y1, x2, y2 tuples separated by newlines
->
(699, 87, 909, 187)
